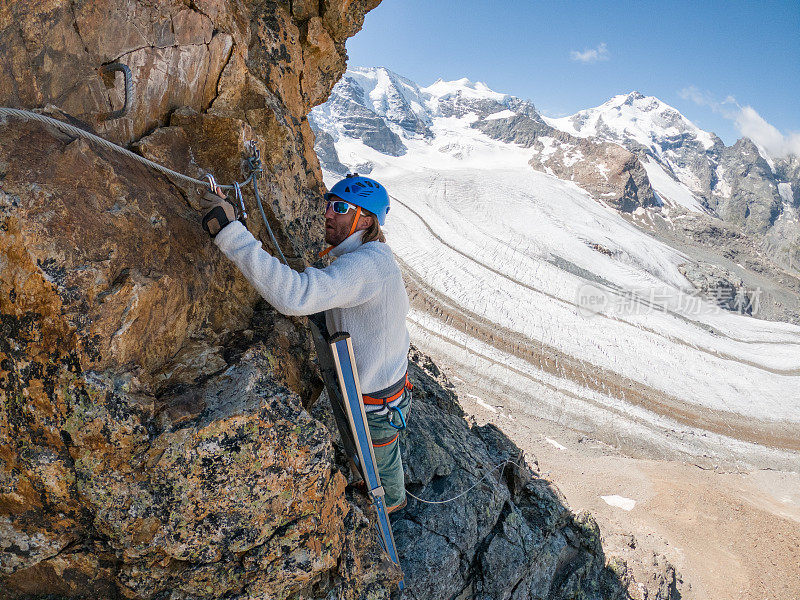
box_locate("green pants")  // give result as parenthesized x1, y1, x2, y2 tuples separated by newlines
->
(366, 389, 412, 510)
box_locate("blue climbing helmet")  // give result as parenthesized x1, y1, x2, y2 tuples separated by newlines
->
(324, 173, 390, 226)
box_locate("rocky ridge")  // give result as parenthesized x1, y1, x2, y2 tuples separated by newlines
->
(0, 2, 666, 599)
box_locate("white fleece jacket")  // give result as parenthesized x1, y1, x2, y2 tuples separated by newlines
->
(214, 221, 410, 395)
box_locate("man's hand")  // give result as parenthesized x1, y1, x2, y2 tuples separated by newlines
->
(200, 187, 236, 238)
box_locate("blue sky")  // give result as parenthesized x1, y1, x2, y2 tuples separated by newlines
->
(346, 0, 800, 149)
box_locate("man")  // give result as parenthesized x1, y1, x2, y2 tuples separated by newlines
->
(200, 173, 412, 513)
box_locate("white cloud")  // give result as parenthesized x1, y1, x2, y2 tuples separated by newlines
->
(678, 86, 799, 158)
(570, 43, 609, 64)
(678, 86, 737, 116)
(735, 106, 800, 158)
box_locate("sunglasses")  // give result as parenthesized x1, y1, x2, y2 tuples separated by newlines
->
(326, 200, 358, 215)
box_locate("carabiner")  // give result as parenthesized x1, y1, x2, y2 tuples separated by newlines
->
(247, 139, 261, 161)
(387, 405, 407, 430)
(233, 181, 247, 224)
(204, 173, 218, 193)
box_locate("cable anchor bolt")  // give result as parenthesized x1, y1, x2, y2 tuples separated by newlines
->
(99, 62, 133, 121)
(246, 140, 262, 178)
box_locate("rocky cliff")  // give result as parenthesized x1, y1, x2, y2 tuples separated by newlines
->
(1, 3, 672, 599)
(0, 1, 382, 596)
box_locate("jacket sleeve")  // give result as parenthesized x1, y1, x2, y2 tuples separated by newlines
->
(213, 221, 382, 316)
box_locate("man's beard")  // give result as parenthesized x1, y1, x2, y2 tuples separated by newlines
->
(325, 222, 344, 246)
(325, 215, 355, 246)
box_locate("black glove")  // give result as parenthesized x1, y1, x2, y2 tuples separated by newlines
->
(199, 188, 236, 238)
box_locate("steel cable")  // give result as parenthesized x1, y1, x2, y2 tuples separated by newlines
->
(0, 106, 294, 265)
(0, 107, 246, 190)
(405, 459, 529, 505)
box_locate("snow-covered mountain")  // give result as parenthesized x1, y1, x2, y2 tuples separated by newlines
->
(310, 67, 542, 159)
(546, 91, 721, 157)
(545, 92, 800, 249)
(309, 67, 800, 470)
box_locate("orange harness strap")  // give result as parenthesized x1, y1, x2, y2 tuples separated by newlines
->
(362, 373, 413, 406)
(372, 433, 399, 448)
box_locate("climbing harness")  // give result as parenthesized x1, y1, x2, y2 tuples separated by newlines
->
(363, 373, 413, 429)
(363, 373, 413, 408)
(326, 330, 405, 590)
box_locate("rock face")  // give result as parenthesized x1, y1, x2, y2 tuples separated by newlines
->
(0, 122, 368, 598)
(677, 262, 756, 314)
(712, 138, 783, 235)
(472, 114, 545, 148)
(528, 136, 657, 212)
(0, 0, 387, 597)
(310, 125, 350, 175)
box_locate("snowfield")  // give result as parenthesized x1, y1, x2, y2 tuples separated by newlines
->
(641, 159, 706, 212)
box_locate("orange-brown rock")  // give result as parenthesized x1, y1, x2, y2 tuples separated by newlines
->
(0, 1, 387, 598)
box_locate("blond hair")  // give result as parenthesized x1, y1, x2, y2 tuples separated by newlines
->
(361, 209, 386, 243)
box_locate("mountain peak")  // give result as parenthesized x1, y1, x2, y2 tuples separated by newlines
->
(350, 65, 393, 75)
(624, 90, 646, 103)
(547, 91, 717, 152)
(422, 77, 507, 102)
(604, 91, 660, 110)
